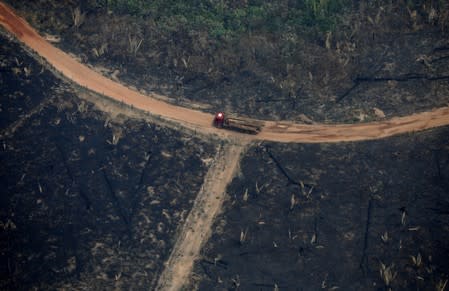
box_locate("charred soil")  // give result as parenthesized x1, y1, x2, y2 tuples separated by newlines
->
(2, 1, 449, 290)
(0, 35, 216, 290)
(191, 127, 449, 290)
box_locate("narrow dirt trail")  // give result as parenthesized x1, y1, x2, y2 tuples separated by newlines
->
(1, 1, 448, 144)
(0, 96, 54, 138)
(155, 143, 247, 291)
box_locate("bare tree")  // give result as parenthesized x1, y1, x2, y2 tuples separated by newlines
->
(72, 7, 86, 29)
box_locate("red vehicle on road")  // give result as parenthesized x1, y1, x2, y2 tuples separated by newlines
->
(213, 112, 263, 134)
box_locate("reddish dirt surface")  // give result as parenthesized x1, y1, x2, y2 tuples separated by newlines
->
(1, 2, 449, 143)
(156, 144, 247, 291)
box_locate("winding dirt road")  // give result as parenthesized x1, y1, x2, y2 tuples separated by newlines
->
(1, 2, 448, 143)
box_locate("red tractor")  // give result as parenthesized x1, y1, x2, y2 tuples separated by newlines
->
(213, 112, 263, 134)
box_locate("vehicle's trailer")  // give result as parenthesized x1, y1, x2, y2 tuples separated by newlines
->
(223, 117, 262, 134)
(213, 112, 263, 134)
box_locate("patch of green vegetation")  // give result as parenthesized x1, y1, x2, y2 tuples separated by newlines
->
(302, 0, 351, 31)
(92, 0, 351, 37)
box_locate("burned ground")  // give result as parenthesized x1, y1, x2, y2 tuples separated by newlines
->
(2, 2, 449, 290)
(191, 127, 449, 290)
(0, 35, 216, 290)
(4, 0, 449, 122)
(0, 34, 58, 131)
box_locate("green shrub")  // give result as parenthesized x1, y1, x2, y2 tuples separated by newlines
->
(90, 0, 352, 37)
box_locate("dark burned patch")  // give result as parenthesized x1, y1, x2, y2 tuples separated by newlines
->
(0, 34, 216, 290)
(0, 34, 59, 131)
(191, 128, 449, 290)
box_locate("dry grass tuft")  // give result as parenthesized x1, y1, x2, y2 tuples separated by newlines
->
(72, 7, 86, 29)
(379, 262, 397, 287)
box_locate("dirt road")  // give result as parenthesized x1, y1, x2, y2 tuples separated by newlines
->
(2, 3, 449, 290)
(155, 143, 246, 291)
(1, 2, 448, 143)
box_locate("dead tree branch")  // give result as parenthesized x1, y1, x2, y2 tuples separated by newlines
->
(433, 46, 449, 52)
(55, 143, 91, 210)
(199, 261, 213, 280)
(71, 7, 86, 29)
(253, 283, 289, 289)
(430, 55, 449, 63)
(200, 258, 228, 269)
(128, 151, 153, 224)
(264, 146, 312, 188)
(359, 197, 373, 275)
(255, 98, 292, 103)
(337, 73, 449, 103)
(102, 169, 130, 228)
(128, 35, 143, 56)
(354, 73, 449, 82)
(136, 151, 153, 190)
(434, 149, 443, 180)
(335, 82, 360, 103)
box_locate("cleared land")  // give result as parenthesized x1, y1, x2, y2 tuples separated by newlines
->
(0, 35, 216, 290)
(1, 1, 449, 290)
(191, 128, 449, 290)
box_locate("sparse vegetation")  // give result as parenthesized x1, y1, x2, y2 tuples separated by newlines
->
(6, 0, 449, 122)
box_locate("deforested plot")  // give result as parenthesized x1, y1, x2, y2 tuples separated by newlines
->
(191, 128, 449, 290)
(0, 39, 216, 290)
